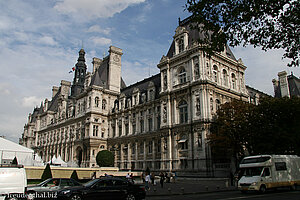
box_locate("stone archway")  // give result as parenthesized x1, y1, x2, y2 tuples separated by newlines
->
(75, 146, 83, 167)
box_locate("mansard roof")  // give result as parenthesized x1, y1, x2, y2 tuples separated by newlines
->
(90, 56, 126, 89)
(47, 88, 61, 112)
(121, 73, 161, 98)
(166, 16, 236, 61)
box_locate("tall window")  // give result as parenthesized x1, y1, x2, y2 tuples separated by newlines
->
(148, 141, 153, 154)
(125, 124, 129, 135)
(213, 65, 218, 82)
(102, 99, 106, 110)
(148, 118, 153, 131)
(216, 99, 221, 111)
(178, 37, 184, 53)
(222, 69, 228, 86)
(179, 100, 188, 123)
(231, 73, 236, 89)
(119, 124, 122, 136)
(179, 68, 187, 84)
(93, 125, 98, 137)
(95, 97, 99, 107)
(140, 120, 144, 133)
(132, 124, 136, 134)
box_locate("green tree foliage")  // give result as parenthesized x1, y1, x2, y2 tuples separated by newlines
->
(185, 0, 299, 67)
(210, 97, 300, 162)
(96, 150, 114, 167)
(41, 163, 52, 181)
(70, 170, 79, 181)
(210, 100, 256, 162)
(11, 157, 18, 165)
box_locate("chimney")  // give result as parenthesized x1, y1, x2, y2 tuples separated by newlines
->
(278, 71, 290, 97)
(52, 86, 59, 98)
(92, 57, 102, 73)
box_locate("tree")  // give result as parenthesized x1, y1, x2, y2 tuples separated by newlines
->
(96, 150, 114, 167)
(70, 170, 79, 181)
(210, 100, 256, 165)
(185, 0, 299, 67)
(210, 97, 300, 164)
(11, 157, 18, 165)
(41, 163, 52, 181)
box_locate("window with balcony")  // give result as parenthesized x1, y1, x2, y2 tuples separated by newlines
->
(179, 100, 188, 123)
(178, 68, 187, 84)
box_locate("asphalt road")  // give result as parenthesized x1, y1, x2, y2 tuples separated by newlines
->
(146, 190, 300, 200)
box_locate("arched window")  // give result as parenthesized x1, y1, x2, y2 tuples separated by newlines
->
(215, 99, 221, 111)
(222, 69, 228, 86)
(179, 100, 188, 123)
(231, 73, 236, 89)
(102, 99, 107, 110)
(178, 68, 187, 84)
(95, 97, 99, 107)
(213, 65, 218, 82)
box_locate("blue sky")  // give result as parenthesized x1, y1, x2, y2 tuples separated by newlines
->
(0, 0, 298, 143)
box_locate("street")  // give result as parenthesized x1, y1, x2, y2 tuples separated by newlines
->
(146, 190, 300, 200)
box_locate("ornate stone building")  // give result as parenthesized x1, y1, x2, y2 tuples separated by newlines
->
(21, 17, 261, 176)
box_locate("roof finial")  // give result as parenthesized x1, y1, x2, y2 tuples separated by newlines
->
(178, 17, 181, 25)
(81, 40, 84, 49)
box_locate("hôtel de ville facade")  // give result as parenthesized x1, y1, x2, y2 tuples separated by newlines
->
(21, 17, 264, 177)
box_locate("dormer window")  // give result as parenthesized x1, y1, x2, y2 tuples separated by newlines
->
(179, 68, 187, 84)
(178, 37, 184, 53)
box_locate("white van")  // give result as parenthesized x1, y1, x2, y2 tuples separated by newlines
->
(238, 155, 300, 193)
(0, 165, 27, 200)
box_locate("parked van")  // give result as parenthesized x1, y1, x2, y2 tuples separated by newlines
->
(0, 164, 27, 200)
(238, 155, 300, 193)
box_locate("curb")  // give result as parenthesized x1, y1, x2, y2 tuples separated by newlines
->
(146, 188, 237, 197)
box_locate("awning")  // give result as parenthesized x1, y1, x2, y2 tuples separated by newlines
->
(178, 139, 187, 143)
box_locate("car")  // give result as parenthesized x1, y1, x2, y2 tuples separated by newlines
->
(26, 178, 82, 199)
(57, 177, 146, 200)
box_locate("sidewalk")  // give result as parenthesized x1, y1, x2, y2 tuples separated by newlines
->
(141, 178, 237, 196)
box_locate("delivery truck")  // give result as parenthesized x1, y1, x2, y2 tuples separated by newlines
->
(0, 164, 27, 200)
(238, 155, 300, 193)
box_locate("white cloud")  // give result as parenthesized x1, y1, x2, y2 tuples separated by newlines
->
(21, 96, 43, 108)
(38, 36, 58, 46)
(87, 25, 112, 35)
(54, 0, 146, 19)
(91, 36, 112, 46)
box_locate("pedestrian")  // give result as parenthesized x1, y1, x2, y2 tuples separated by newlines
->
(159, 172, 165, 188)
(141, 172, 145, 183)
(130, 173, 134, 183)
(91, 171, 96, 179)
(151, 172, 155, 185)
(145, 173, 151, 191)
(126, 173, 130, 179)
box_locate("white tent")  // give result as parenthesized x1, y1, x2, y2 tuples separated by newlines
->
(33, 154, 44, 166)
(0, 137, 34, 165)
(53, 155, 67, 167)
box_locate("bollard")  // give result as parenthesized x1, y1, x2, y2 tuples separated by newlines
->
(217, 185, 220, 190)
(225, 180, 229, 188)
(205, 186, 209, 191)
(181, 187, 184, 194)
(168, 188, 171, 193)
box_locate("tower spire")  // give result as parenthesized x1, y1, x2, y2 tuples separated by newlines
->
(71, 49, 87, 96)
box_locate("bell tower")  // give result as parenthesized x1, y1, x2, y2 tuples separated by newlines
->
(71, 49, 87, 96)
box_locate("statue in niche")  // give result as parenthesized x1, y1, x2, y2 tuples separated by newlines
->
(163, 106, 167, 122)
(163, 72, 167, 90)
(196, 97, 200, 112)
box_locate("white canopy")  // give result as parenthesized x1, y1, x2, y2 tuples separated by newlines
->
(0, 137, 34, 166)
(53, 155, 67, 167)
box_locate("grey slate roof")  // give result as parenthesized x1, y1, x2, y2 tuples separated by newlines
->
(90, 56, 126, 89)
(121, 73, 161, 99)
(166, 17, 236, 61)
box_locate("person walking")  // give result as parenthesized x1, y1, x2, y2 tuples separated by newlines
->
(151, 172, 155, 185)
(145, 173, 151, 191)
(159, 172, 165, 188)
